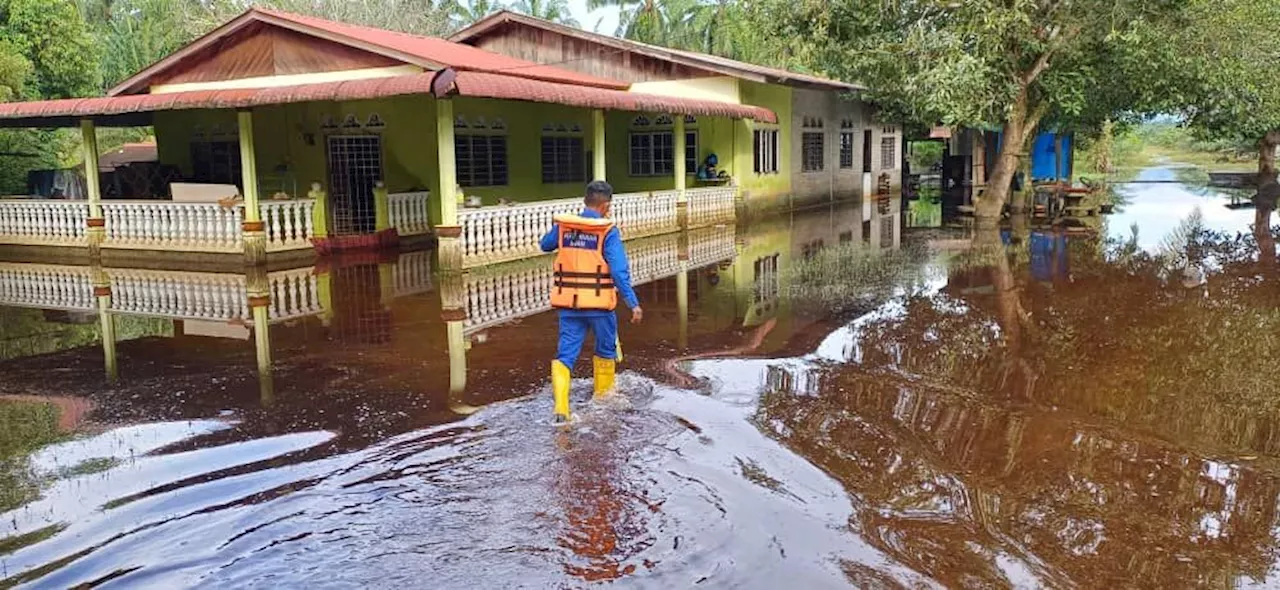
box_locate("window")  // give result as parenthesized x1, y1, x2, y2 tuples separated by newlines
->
(753, 254, 780, 308)
(839, 131, 855, 169)
(456, 134, 508, 187)
(802, 132, 825, 172)
(839, 231, 853, 243)
(628, 129, 695, 176)
(541, 136, 585, 184)
(684, 130, 698, 174)
(753, 128, 779, 174)
(881, 135, 897, 170)
(190, 141, 241, 185)
(862, 130, 873, 173)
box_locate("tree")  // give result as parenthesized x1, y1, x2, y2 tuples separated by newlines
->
(2, 0, 101, 99)
(448, 0, 504, 27)
(1171, 0, 1280, 229)
(511, 0, 577, 26)
(748, 0, 1191, 219)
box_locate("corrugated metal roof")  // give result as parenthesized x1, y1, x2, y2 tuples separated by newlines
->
(0, 71, 776, 126)
(109, 8, 627, 96)
(451, 10, 864, 92)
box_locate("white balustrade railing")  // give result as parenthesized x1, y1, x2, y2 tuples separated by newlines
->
(268, 267, 323, 322)
(459, 197, 580, 267)
(111, 270, 249, 321)
(687, 225, 738, 267)
(102, 201, 243, 252)
(0, 200, 89, 246)
(389, 191, 431, 236)
(0, 263, 94, 311)
(463, 233, 681, 334)
(686, 186, 737, 227)
(458, 191, 681, 268)
(261, 200, 316, 251)
(612, 190, 680, 239)
(393, 250, 434, 297)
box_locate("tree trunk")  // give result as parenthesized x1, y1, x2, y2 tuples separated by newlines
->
(977, 92, 1033, 220)
(1255, 132, 1280, 268)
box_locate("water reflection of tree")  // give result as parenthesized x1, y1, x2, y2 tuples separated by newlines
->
(757, 376, 1280, 588)
(754, 221, 1280, 586)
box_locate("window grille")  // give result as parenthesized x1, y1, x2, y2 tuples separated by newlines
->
(190, 141, 241, 186)
(541, 136, 586, 184)
(326, 135, 383, 235)
(802, 132, 825, 172)
(881, 135, 897, 170)
(753, 129, 779, 174)
(455, 134, 509, 187)
(839, 131, 855, 169)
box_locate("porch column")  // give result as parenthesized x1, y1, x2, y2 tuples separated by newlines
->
(247, 267, 274, 406)
(238, 110, 266, 266)
(674, 115, 688, 228)
(436, 99, 462, 271)
(592, 109, 607, 181)
(308, 183, 329, 240)
(92, 265, 117, 383)
(81, 120, 106, 256)
(677, 267, 689, 349)
(374, 181, 390, 233)
(446, 320, 479, 415)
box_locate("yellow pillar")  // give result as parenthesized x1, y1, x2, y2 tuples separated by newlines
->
(239, 110, 266, 265)
(378, 261, 395, 307)
(437, 100, 458, 225)
(308, 182, 329, 238)
(436, 99, 463, 271)
(317, 270, 333, 327)
(81, 120, 102, 218)
(592, 109, 607, 181)
(677, 268, 689, 349)
(675, 115, 688, 228)
(446, 319, 479, 415)
(374, 181, 390, 232)
(252, 304, 274, 406)
(81, 119, 106, 255)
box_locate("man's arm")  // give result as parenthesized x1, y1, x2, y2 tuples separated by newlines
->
(602, 228, 640, 311)
(540, 223, 560, 253)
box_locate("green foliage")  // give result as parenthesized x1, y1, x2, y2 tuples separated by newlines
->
(1172, 0, 1280, 149)
(0, 400, 62, 512)
(510, 0, 577, 26)
(1, 0, 100, 99)
(745, 0, 1189, 135)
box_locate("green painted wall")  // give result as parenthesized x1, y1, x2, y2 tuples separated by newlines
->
(150, 86, 800, 234)
(606, 112, 737, 195)
(735, 81, 794, 215)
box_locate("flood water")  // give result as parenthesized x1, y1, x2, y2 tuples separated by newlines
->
(2, 167, 1280, 588)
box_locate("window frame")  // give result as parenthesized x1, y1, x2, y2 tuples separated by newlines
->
(540, 133, 586, 185)
(880, 135, 898, 171)
(753, 128, 780, 175)
(801, 131, 825, 173)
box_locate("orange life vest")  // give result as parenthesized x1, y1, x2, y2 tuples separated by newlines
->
(551, 214, 617, 311)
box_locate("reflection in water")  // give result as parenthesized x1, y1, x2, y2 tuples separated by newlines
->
(4, 181, 1280, 587)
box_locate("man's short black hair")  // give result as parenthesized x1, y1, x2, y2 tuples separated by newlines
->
(584, 180, 613, 207)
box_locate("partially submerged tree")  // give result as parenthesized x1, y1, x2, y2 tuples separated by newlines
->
(1173, 0, 1280, 233)
(749, 0, 1191, 219)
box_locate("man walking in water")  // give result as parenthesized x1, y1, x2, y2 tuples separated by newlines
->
(540, 180, 643, 423)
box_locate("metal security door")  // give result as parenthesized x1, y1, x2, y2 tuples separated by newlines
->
(327, 135, 383, 235)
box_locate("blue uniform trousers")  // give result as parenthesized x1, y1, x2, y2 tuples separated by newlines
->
(556, 311, 618, 369)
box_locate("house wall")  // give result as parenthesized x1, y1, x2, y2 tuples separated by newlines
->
(734, 81, 793, 216)
(607, 111, 736, 194)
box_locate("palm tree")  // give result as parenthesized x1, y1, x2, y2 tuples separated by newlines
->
(510, 0, 578, 27)
(589, 0, 693, 46)
(448, 0, 505, 28)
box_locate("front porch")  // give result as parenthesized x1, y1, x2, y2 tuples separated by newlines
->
(0, 92, 754, 270)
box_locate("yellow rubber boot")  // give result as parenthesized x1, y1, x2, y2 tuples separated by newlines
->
(593, 356, 616, 398)
(551, 360, 572, 421)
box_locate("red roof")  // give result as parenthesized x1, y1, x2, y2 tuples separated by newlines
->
(109, 7, 627, 96)
(0, 71, 776, 126)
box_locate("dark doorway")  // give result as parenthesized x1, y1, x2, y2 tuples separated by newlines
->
(327, 135, 383, 235)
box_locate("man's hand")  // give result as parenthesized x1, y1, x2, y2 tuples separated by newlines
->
(630, 306, 644, 324)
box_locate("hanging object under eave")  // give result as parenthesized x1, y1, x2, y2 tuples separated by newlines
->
(929, 126, 952, 139)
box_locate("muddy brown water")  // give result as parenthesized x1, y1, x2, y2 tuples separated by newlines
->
(2, 169, 1280, 588)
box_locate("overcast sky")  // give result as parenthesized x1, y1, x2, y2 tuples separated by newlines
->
(567, 0, 621, 35)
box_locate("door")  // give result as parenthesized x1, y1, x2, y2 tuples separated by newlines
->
(326, 135, 383, 235)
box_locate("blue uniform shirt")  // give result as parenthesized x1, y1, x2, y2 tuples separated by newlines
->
(540, 209, 640, 311)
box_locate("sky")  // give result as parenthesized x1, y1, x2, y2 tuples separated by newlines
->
(567, 0, 621, 36)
